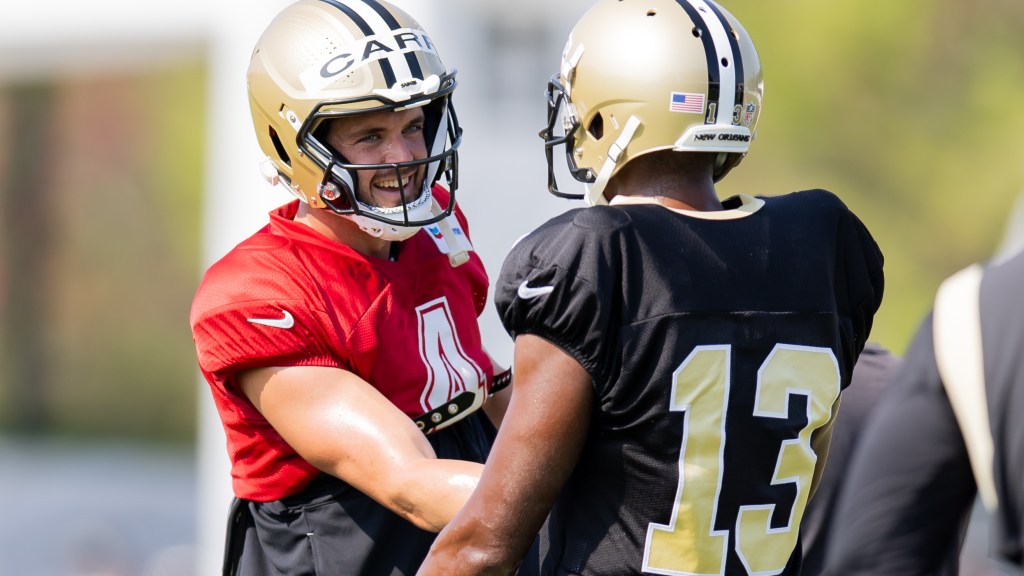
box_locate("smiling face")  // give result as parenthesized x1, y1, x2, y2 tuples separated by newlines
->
(323, 107, 429, 210)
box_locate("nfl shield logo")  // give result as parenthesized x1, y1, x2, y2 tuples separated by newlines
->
(744, 103, 756, 126)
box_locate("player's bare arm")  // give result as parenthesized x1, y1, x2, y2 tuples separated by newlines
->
(239, 365, 483, 532)
(482, 352, 512, 429)
(418, 335, 593, 574)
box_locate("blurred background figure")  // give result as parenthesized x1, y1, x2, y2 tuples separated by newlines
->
(819, 192, 1024, 575)
(4, 1, 1024, 574)
(798, 343, 921, 576)
(823, 245, 1024, 575)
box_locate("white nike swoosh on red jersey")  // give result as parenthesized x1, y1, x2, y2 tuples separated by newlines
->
(247, 310, 295, 329)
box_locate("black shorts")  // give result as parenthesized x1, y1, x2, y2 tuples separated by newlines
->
(223, 411, 496, 575)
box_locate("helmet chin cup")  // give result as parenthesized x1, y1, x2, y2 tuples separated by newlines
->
(344, 213, 421, 241)
(330, 181, 435, 241)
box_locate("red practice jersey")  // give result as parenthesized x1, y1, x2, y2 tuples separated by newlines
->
(191, 187, 491, 501)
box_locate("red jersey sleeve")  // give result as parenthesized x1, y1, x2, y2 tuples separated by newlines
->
(190, 235, 348, 381)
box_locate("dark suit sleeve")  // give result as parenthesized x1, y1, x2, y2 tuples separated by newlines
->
(799, 343, 902, 576)
(823, 317, 975, 575)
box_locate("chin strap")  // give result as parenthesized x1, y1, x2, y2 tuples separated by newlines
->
(585, 115, 642, 207)
(425, 197, 473, 267)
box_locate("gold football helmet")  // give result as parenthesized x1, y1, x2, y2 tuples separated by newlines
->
(541, 0, 763, 206)
(247, 0, 462, 240)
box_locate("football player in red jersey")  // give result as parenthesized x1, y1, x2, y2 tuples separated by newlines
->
(189, 1, 508, 573)
(419, 0, 883, 574)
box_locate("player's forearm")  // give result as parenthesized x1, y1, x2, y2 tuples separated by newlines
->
(419, 459, 557, 574)
(417, 516, 528, 575)
(384, 459, 483, 532)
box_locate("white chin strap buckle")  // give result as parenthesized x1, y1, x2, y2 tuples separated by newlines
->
(587, 115, 642, 206)
(429, 199, 472, 267)
(258, 157, 281, 186)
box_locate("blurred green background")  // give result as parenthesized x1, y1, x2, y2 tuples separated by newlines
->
(2, 0, 1023, 445)
(0, 61, 207, 442)
(725, 0, 1024, 356)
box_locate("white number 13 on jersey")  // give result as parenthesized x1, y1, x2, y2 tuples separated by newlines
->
(643, 344, 840, 576)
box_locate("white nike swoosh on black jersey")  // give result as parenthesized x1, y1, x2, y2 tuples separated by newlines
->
(517, 281, 555, 300)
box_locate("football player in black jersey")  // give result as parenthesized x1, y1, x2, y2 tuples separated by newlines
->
(419, 0, 884, 574)
(824, 247, 1024, 575)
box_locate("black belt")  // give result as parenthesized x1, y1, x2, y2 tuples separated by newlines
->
(413, 369, 511, 435)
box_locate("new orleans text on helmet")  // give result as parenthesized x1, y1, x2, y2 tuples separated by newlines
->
(694, 133, 751, 142)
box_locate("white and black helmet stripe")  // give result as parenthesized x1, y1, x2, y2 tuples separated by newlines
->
(705, 0, 745, 115)
(361, 0, 425, 79)
(317, 0, 424, 87)
(674, 0, 744, 125)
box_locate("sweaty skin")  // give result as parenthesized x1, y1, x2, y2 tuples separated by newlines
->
(240, 364, 484, 532)
(418, 335, 593, 573)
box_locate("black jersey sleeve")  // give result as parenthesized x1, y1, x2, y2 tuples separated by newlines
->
(494, 207, 632, 385)
(783, 189, 883, 375)
(835, 197, 885, 357)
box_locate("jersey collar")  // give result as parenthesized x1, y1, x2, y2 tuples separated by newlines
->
(609, 193, 764, 220)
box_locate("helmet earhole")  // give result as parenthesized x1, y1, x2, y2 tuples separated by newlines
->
(588, 113, 605, 140)
(269, 128, 291, 167)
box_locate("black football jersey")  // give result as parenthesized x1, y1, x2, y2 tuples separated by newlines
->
(495, 190, 884, 576)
